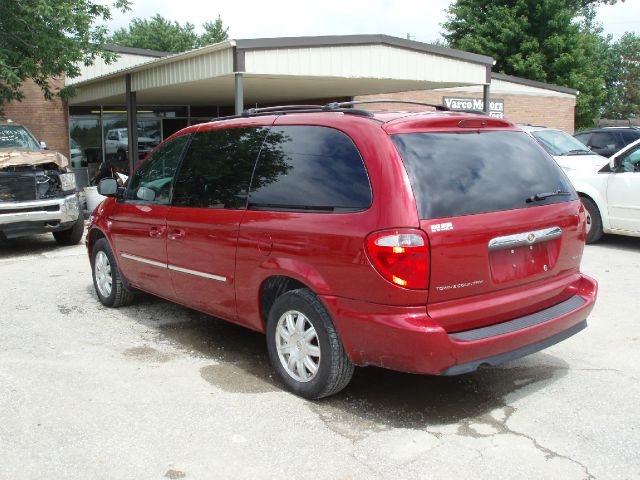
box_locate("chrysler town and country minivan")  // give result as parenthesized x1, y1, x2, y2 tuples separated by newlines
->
(87, 102, 597, 399)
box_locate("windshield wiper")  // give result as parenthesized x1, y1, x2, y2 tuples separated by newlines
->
(526, 190, 572, 203)
(560, 149, 593, 156)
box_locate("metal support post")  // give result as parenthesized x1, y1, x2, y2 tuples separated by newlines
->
(234, 73, 244, 115)
(483, 84, 491, 114)
(126, 74, 138, 174)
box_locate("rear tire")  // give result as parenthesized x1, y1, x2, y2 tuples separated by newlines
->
(91, 238, 135, 307)
(53, 216, 84, 246)
(581, 196, 603, 244)
(266, 288, 354, 399)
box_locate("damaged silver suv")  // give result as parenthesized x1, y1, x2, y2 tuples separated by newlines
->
(0, 121, 83, 244)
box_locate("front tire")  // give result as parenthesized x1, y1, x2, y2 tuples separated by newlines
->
(581, 196, 603, 244)
(91, 238, 135, 307)
(53, 216, 84, 246)
(266, 288, 354, 399)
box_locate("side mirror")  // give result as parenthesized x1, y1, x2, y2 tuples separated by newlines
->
(40, 141, 48, 150)
(609, 155, 620, 172)
(136, 186, 156, 202)
(98, 177, 119, 196)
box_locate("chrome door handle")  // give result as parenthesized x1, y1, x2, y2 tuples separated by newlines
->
(149, 226, 164, 238)
(168, 228, 186, 241)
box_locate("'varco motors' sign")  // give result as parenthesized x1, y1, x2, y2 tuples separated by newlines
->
(443, 97, 505, 118)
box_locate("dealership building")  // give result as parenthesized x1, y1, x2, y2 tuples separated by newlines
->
(3, 34, 577, 179)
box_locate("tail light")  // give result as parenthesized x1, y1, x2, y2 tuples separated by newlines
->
(365, 229, 429, 289)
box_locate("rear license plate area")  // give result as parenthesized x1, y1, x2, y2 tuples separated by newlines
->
(489, 240, 560, 284)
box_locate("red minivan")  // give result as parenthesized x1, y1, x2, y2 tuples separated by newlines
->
(87, 101, 597, 399)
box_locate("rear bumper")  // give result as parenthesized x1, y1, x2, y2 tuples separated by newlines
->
(322, 274, 597, 375)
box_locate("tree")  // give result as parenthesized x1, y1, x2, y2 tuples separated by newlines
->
(442, 0, 617, 129)
(602, 32, 640, 119)
(0, 0, 130, 115)
(199, 17, 230, 48)
(109, 14, 229, 54)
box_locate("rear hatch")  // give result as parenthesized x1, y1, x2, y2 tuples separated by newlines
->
(389, 122, 585, 333)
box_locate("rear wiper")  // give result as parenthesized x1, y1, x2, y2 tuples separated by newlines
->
(526, 190, 572, 203)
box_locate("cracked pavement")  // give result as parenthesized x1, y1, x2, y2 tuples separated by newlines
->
(1, 233, 639, 479)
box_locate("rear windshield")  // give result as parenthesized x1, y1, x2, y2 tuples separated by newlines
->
(392, 131, 577, 219)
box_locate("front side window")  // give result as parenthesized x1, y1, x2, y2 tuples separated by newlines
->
(590, 132, 623, 150)
(619, 144, 640, 172)
(172, 127, 270, 209)
(124, 135, 189, 205)
(248, 125, 372, 212)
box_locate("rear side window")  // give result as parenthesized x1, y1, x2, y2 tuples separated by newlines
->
(173, 126, 270, 209)
(248, 126, 372, 212)
(621, 130, 640, 144)
(392, 131, 576, 219)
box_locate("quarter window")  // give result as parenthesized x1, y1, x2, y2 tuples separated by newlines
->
(172, 127, 270, 209)
(124, 135, 189, 205)
(248, 126, 372, 212)
(621, 130, 640, 145)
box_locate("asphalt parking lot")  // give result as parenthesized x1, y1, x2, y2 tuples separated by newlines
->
(1, 233, 639, 480)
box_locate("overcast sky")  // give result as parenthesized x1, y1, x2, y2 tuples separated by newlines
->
(103, 0, 639, 44)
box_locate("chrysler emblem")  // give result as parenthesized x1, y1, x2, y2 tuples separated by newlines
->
(527, 233, 536, 243)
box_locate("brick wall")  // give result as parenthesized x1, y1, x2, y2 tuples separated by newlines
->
(2, 77, 70, 158)
(356, 89, 576, 133)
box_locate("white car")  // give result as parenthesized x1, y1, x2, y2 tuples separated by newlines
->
(564, 138, 640, 243)
(520, 125, 609, 171)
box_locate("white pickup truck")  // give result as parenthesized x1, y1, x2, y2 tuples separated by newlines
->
(104, 128, 156, 161)
(0, 121, 83, 244)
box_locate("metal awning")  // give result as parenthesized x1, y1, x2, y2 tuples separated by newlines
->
(69, 35, 494, 173)
(70, 35, 494, 107)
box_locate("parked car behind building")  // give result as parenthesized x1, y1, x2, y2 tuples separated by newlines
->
(87, 102, 597, 399)
(574, 127, 640, 158)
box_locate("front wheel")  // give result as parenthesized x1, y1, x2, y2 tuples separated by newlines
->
(266, 288, 354, 399)
(581, 196, 603, 244)
(91, 238, 135, 307)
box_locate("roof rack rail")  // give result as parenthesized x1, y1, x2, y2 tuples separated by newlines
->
(243, 104, 374, 117)
(458, 109, 489, 116)
(326, 99, 450, 111)
(205, 98, 452, 123)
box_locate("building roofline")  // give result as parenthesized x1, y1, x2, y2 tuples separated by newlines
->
(105, 44, 173, 58)
(235, 34, 494, 66)
(491, 72, 577, 95)
(74, 41, 237, 87)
